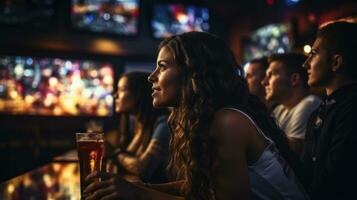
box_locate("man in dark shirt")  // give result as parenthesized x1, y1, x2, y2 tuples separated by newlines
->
(302, 21, 357, 199)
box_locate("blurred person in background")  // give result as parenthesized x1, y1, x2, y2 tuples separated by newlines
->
(109, 71, 171, 184)
(245, 57, 271, 109)
(262, 53, 321, 156)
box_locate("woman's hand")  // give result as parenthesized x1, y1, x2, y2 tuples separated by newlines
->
(84, 171, 139, 200)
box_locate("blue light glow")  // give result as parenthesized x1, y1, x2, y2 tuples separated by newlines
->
(286, 0, 300, 5)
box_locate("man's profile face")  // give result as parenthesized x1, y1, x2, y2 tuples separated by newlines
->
(245, 63, 266, 97)
(263, 61, 291, 102)
(303, 38, 334, 87)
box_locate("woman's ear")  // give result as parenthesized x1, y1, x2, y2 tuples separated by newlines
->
(331, 54, 343, 72)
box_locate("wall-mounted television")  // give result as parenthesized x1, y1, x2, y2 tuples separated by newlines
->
(0, 56, 114, 117)
(243, 23, 293, 63)
(151, 4, 210, 38)
(71, 0, 140, 36)
(124, 61, 155, 73)
(0, 0, 56, 28)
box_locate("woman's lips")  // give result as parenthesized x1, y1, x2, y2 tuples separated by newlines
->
(152, 88, 161, 96)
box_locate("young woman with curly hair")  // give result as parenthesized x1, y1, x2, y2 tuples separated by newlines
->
(84, 32, 308, 200)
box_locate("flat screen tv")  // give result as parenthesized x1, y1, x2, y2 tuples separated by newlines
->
(0, 56, 114, 117)
(0, 0, 56, 28)
(243, 23, 293, 63)
(71, 0, 140, 36)
(151, 4, 210, 38)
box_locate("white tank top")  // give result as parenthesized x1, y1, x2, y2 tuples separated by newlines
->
(224, 108, 309, 200)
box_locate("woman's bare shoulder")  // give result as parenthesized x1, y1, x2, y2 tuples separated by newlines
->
(213, 108, 256, 129)
(212, 108, 258, 140)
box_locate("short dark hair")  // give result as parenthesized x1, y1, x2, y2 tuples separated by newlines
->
(269, 53, 308, 87)
(250, 57, 269, 71)
(317, 21, 357, 78)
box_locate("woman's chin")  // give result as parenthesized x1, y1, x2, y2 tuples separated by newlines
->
(153, 99, 168, 108)
(152, 100, 160, 108)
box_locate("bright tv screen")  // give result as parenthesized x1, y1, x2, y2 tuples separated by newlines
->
(71, 0, 140, 35)
(0, 56, 114, 116)
(151, 4, 210, 38)
(243, 23, 293, 62)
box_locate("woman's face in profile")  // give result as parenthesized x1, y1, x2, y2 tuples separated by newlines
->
(115, 77, 136, 113)
(149, 46, 182, 108)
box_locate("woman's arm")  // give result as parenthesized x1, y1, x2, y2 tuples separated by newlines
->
(142, 180, 184, 196)
(125, 129, 144, 154)
(117, 139, 165, 176)
(210, 109, 253, 199)
(116, 121, 170, 178)
(84, 172, 184, 200)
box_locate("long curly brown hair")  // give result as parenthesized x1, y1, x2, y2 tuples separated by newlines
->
(161, 32, 302, 199)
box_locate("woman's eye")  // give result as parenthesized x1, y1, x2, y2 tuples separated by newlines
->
(159, 64, 166, 71)
(310, 50, 316, 57)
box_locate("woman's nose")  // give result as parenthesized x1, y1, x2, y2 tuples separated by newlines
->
(148, 70, 157, 83)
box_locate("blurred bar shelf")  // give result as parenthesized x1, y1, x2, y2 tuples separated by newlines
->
(0, 150, 80, 200)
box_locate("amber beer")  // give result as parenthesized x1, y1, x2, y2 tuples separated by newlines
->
(76, 133, 104, 199)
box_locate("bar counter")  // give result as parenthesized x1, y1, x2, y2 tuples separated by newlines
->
(0, 151, 81, 200)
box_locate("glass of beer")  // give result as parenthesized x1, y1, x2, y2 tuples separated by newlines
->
(76, 132, 104, 199)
